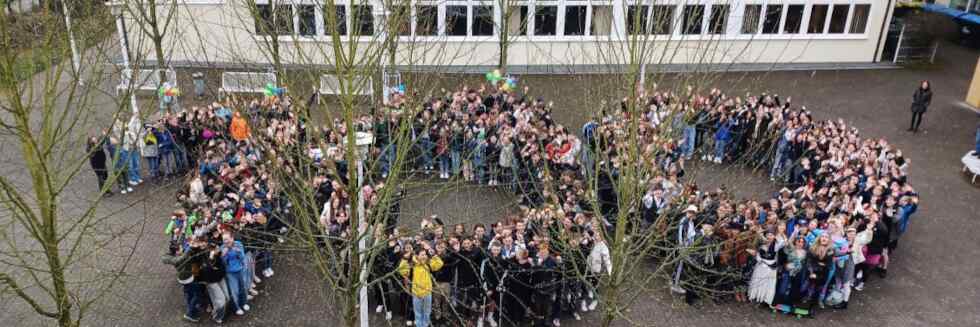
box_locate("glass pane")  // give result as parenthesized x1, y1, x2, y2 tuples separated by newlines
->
(682, 5, 703, 35)
(849, 4, 871, 34)
(534, 5, 557, 36)
(741, 5, 761, 34)
(416, 5, 437, 36)
(446, 5, 467, 36)
(762, 4, 782, 34)
(783, 5, 803, 34)
(828, 4, 849, 34)
(298, 5, 316, 36)
(808, 4, 828, 34)
(564, 5, 587, 36)
(591, 5, 612, 36)
(504, 5, 527, 36)
(651, 5, 674, 35)
(627, 5, 649, 35)
(354, 5, 373, 36)
(391, 5, 410, 36)
(473, 6, 494, 36)
(708, 5, 728, 35)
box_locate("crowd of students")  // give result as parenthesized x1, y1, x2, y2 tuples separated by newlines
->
(88, 82, 920, 326)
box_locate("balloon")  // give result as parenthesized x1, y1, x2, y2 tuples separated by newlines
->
(397, 84, 406, 93)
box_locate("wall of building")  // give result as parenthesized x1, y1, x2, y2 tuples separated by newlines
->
(121, 0, 892, 69)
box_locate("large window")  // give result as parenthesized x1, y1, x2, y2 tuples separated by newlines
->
(534, 5, 558, 36)
(682, 5, 704, 35)
(651, 5, 674, 35)
(850, 4, 871, 34)
(446, 5, 467, 36)
(708, 4, 728, 35)
(254, 4, 293, 35)
(504, 5, 528, 36)
(353, 5, 373, 36)
(473, 6, 494, 36)
(391, 5, 411, 36)
(808, 4, 828, 34)
(783, 4, 803, 34)
(762, 4, 782, 34)
(298, 5, 316, 36)
(591, 5, 613, 36)
(564, 5, 587, 36)
(741, 5, 761, 34)
(416, 5, 438, 36)
(828, 4, 849, 34)
(626, 5, 649, 35)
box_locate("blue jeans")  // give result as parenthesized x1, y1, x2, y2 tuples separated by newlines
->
(419, 138, 434, 168)
(473, 159, 485, 184)
(127, 150, 141, 183)
(380, 144, 395, 175)
(256, 250, 272, 272)
(439, 154, 450, 176)
(182, 282, 205, 319)
(413, 294, 432, 327)
(770, 142, 787, 178)
(974, 127, 980, 154)
(714, 138, 728, 161)
(682, 126, 697, 157)
(225, 270, 248, 311)
(451, 150, 461, 175)
(159, 149, 175, 175)
(147, 156, 160, 178)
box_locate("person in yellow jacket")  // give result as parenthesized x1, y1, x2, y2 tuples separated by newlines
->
(398, 249, 443, 327)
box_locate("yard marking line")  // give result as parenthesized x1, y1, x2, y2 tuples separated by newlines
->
(953, 101, 980, 114)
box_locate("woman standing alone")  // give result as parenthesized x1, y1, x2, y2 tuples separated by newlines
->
(909, 81, 932, 133)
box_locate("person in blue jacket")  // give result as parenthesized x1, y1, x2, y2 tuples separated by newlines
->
(712, 115, 734, 164)
(222, 232, 250, 316)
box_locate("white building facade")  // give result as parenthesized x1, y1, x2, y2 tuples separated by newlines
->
(117, 0, 896, 70)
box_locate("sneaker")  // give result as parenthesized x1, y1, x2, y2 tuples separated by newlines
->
(235, 310, 244, 316)
(247, 294, 254, 301)
(588, 300, 598, 311)
(376, 305, 383, 313)
(580, 300, 588, 312)
(854, 282, 864, 291)
(126, 187, 133, 193)
(263, 268, 274, 278)
(553, 318, 561, 326)
(385, 311, 392, 321)
(214, 318, 223, 324)
(486, 315, 498, 327)
(243, 304, 250, 312)
(137, 179, 144, 184)
(120, 189, 128, 195)
(249, 289, 258, 296)
(254, 276, 262, 284)
(670, 285, 687, 295)
(128, 180, 138, 186)
(573, 313, 581, 321)
(477, 319, 485, 327)
(406, 321, 413, 326)
(182, 314, 200, 322)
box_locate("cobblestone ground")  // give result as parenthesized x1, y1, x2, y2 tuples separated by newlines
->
(1, 42, 978, 327)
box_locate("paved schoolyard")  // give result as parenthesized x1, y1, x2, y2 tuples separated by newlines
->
(1, 41, 978, 327)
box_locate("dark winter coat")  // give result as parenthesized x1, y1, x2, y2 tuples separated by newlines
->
(911, 87, 932, 113)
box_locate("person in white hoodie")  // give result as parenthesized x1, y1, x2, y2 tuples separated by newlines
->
(124, 113, 144, 186)
(585, 230, 612, 312)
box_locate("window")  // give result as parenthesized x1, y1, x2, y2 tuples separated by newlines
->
(591, 5, 613, 36)
(783, 5, 803, 34)
(416, 5, 438, 36)
(627, 5, 649, 35)
(473, 5, 494, 36)
(828, 4, 849, 34)
(391, 5, 411, 36)
(254, 4, 293, 35)
(446, 5, 467, 36)
(353, 5, 374, 36)
(741, 5, 761, 34)
(534, 5, 558, 36)
(682, 5, 704, 35)
(708, 5, 728, 35)
(564, 5, 587, 36)
(762, 5, 782, 34)
(808, 4, 828, 34)
(298, 5, 316, 36)
(850, 4, 871, 34)
(651, 5, 674, 35)
(503, 5, 528, 36)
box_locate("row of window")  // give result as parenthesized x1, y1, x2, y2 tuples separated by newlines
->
(254, 3, 872, 38)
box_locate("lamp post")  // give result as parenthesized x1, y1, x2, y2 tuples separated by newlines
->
(109, 1, 139, 114)
(61, 0, 82, 84)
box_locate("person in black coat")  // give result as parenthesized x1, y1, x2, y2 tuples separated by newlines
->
(88, 136, 111, 195)
(909, 80, 932, 133)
